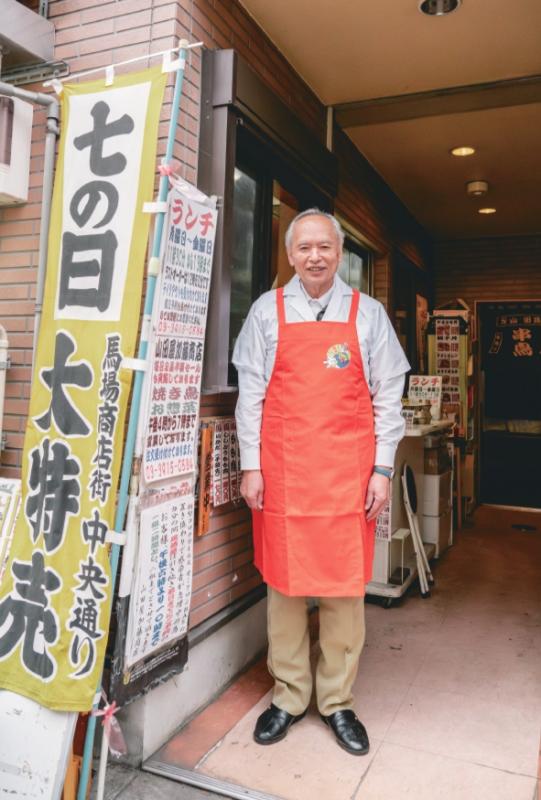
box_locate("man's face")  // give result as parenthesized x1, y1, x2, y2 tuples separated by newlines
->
(287, 216, 342, 299)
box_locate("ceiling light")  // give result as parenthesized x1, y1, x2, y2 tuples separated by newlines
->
(450, 146, 475, 157)
(466, 180, 489, 197)
(478, 208, 496, 215)
(419, 0, 461, 16)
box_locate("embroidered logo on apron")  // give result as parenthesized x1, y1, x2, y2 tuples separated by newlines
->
(324, 343, 351, 369)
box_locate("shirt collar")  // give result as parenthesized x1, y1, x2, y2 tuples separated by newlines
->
(298, 278, 335, 308)
(283, 273, 353, 299)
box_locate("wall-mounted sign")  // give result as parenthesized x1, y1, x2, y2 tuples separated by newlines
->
(124, 484, 194, 668)
(142, 187, 217, 484)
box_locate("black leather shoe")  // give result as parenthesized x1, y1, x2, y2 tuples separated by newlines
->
(320, 709, 370, 755)
(253, 703, 306, 745)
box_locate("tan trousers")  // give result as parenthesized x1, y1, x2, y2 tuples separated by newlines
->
(267, 586, 366, 717)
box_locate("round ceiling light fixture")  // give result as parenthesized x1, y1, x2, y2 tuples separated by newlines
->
(466, 180, 489, 197)
(450, 146, 476, 157)
(478, 207, 496, 215)
(419, 0, 461, 16)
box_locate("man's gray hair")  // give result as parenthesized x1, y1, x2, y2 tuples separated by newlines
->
(285, 208, 345, 251)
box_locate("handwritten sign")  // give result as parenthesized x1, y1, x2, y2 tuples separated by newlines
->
(124, 484, 194, 667)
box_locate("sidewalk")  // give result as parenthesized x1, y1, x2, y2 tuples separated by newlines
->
(90, 762, 228, 800)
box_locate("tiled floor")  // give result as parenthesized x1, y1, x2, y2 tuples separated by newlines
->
(143, 506, 540, 800)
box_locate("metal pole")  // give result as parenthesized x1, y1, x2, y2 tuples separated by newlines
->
(77, 41, 190, 800)
(33, 99, 60, 372)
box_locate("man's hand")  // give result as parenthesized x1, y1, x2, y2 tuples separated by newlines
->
(365, 472, 390, 521)
(240, 470, 264, 510)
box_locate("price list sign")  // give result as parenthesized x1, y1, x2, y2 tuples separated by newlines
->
(435, 318, 461, 405)
(143, 187, 217, 484)
(211, 418, 242, 507)
(408, 375, 442, 409)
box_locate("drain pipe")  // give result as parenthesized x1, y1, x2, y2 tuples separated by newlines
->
(0, 81, 60, 373)
(33, 99, 60, 372)
(0, 325, 8, 453)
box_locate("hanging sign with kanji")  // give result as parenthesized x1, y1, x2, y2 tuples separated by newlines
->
(142, 186, 217, 484)
(408, 375, 442, 411)
(123, 483, 194, 668)
(0, 67, 166, 711)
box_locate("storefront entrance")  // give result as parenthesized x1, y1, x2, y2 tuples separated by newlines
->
(142, 506, 540, 800)
(478, 301, 541, 509)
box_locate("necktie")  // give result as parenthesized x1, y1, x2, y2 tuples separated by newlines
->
(316, 306, 327, 321)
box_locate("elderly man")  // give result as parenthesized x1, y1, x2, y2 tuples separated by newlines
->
(233, 209, 409, 755)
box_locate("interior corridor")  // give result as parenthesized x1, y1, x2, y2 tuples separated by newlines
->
(141, 506, 541, 800)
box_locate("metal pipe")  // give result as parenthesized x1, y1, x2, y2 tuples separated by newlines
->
(0, 325, 8, 452)
(32, 98, 60, 372)
(0, 80, 56, 108)
(0, 80, 60, 372)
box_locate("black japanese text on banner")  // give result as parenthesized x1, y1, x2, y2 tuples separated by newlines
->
(0, 67, 166, 711)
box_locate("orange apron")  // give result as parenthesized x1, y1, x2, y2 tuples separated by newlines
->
(252, 287, 376, 597)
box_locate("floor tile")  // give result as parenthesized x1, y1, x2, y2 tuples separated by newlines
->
(355, 742, 538, 800)
(385, 684, 540, 777)
(200, 694, 381, 800)
(412, 638, 541, 708)
(153, 657, 273, 770)
(358, 628, 430, 684)
(350, 674, 412, 742)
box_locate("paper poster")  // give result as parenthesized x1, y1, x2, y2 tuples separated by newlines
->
(416, 294, 429, 373)
(228, 421, 242, 502)
(142, 187, 217, 484)
(401, 407, 415, 430)
(124, 485, 194, 668)
(210, 417, 242, 507)
(197, 425, 213, 536)
(211, 419, 224, 506)
(0, 479, 22, 584)
(435, 318, 461, 405)
(0, 67, 166, 711)
(375, 500, 392, 542)
(408, 375, 442, 409)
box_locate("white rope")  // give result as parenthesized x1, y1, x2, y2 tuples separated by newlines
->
(43, 40, 203, 87)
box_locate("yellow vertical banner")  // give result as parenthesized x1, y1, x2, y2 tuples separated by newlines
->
(0, 67, 166, 710)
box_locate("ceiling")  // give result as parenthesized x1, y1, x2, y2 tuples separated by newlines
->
(238, 0, 541, 239)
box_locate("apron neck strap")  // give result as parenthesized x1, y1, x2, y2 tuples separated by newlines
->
(276, 287, 286, 327)
(348, 290, 360, 324)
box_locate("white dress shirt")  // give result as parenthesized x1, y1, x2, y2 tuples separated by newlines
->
(233, 274, 410, 470)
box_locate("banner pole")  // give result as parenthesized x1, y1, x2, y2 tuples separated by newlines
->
(77, 41, 191, 800)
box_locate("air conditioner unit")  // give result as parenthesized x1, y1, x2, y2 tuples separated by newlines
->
(0, 96, 33, 205)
